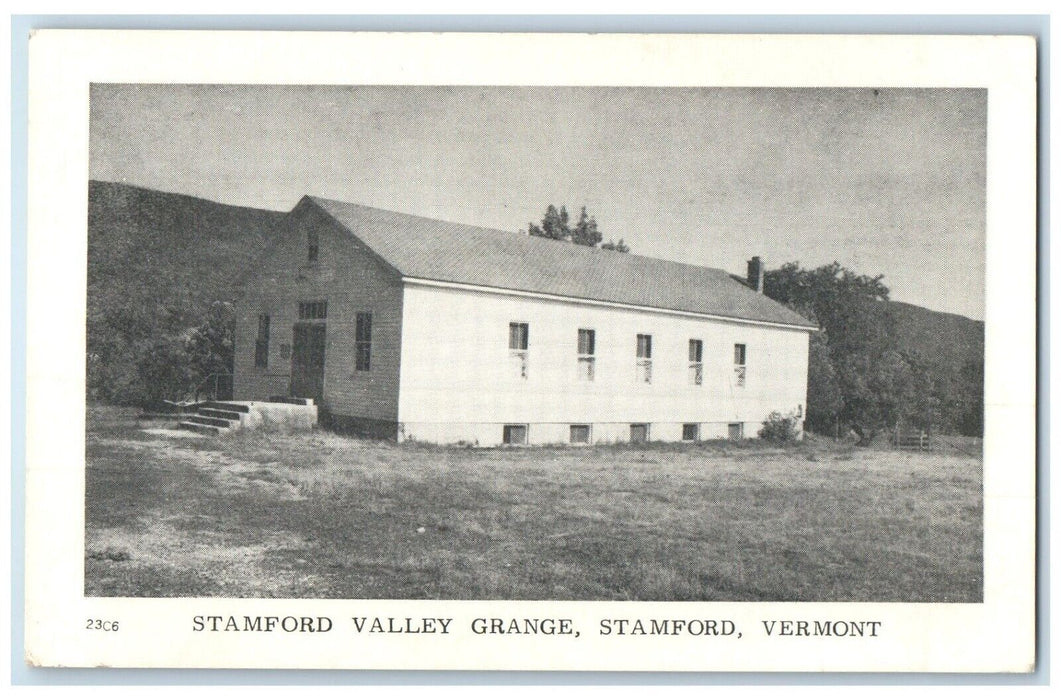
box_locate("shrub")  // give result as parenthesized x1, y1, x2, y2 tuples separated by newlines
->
(132, 301, 235, 405)
(135, 332, 194, 405)
(758, 411, 801, 443)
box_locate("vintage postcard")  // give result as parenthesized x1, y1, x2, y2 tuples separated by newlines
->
(24, 31, 1036, 672)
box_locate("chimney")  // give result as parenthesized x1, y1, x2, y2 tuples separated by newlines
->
(747, 256, 764, 293)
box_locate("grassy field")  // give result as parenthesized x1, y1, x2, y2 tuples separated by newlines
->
(85, 407, 982, 601)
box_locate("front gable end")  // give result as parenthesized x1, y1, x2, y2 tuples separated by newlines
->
(241, 197, 401, 298)
(233, 197, 405, 427)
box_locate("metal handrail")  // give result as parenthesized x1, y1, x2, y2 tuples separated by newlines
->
(192, 371, 233, 403)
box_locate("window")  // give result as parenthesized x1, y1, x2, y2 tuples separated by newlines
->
(570, 425, 591, 444)
(355, 312, 372, 371)
(307, 229, 319, 263)
(733, 343, 747, 387)
(688, 339, 703, 385)
(503, 424, 528, 445)
(299, 301, 327, 320)
(254, 314, 270, 368)
(577, 329, 595, 381)
(509, 322, 529, 379)
(636, 334, 652, 383)
(630, 423, 649, 443)
(682, 423, 700, 441)
(728, 422, 744, 440)
(279, 343, 291, 361)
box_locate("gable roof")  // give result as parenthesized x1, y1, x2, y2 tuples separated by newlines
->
(305, 196, 816, 330)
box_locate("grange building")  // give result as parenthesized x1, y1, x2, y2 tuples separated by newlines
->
(234, 196, 815, 445)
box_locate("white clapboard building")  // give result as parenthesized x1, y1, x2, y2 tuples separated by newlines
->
(234, 196, 816, 445)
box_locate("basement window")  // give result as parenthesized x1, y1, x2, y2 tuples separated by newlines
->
(689, 339, 703, 385)
(577, 329, 595, 381)
(503, 424, 528, 445)
(682, 423, 700, 441)
(509, 322, 529, 379)
(254, 314, 270, 369)
(569, 424, 591, 444)
(355, 312, 372, 371)
(636, 334, 652, 384)
(733, 343, 747, 387)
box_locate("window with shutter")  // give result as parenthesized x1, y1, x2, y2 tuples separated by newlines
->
(509, 322, 529, 379)
(635, 334, 652, 383)
(577, 328, 595, 381)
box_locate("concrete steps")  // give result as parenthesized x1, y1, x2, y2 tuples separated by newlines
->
(178, 401, 250, 434)
(176, 398, 318, 435)
(186, 414, 233, 428)
(199, 407, 242, 421)
(202, 401, 251, 414)
(268, 396, 315, 406)
(178, 418, 232, 435)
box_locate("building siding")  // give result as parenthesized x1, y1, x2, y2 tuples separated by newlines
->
(236, 199, 812, 446)
(234, 201, 403, 427)
(396, 282, 810, 446)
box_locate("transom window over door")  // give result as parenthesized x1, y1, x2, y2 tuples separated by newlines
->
(636, 333, 652, 383)
(298, 300, 327, 320)
(509, 322, 529, 379)
(577, 328, 595, 381)
(688, 339, 703, 385)
(733, 343, 747, 387)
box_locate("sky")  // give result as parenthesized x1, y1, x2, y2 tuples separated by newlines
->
(90, 85, 986, 320)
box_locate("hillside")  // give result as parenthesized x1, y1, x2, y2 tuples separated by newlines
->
(88, 180, 287, 314)
(87, 180, 288, 402)
(887, 300, 984, 436)
(888, 300, 984, 373)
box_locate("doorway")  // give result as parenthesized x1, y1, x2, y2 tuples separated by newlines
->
(290, 321, 326, 405)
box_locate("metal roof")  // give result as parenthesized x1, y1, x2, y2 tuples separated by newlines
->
(306, 196, 816, 329)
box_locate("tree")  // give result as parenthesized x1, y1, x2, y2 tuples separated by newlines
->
(528, 205, 571, 242)
(571, 207, 602, 247)
(185, 301, 235, 397)
(88, 296, 192, 404)
(133, 301, 235, 405)
(805, 325, 842, 435)
(956, 358, 984, 436)
(527, 204, 630, 252)
(136, 331, 194, 405)
(764, 261, 920, 444)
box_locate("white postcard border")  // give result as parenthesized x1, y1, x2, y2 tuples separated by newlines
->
(24, 30, 1037, 672)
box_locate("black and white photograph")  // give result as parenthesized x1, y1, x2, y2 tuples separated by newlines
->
(22, 31, 1036, 672)
(84, 84, 986, 603)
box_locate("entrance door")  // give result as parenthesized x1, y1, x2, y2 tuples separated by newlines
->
(291, 322, 326, 405)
